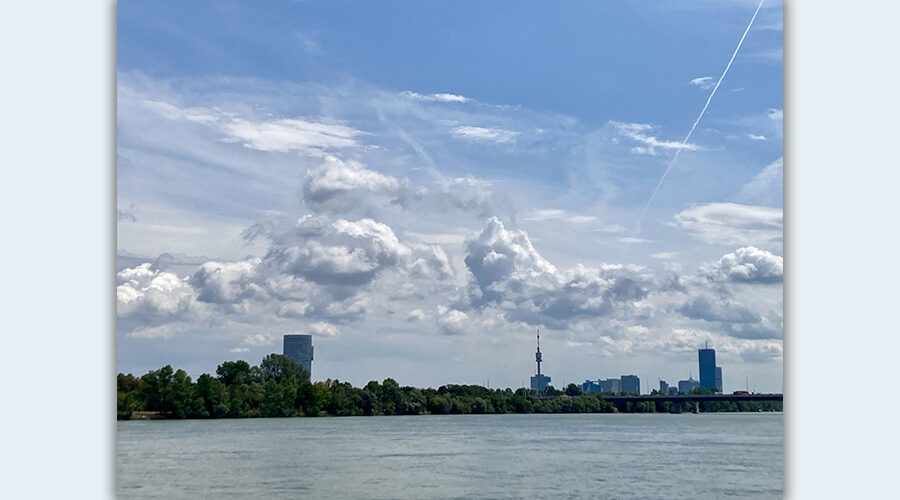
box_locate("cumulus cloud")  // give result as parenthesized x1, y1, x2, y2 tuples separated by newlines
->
(242, 333, 277, 346)
(407, 243, 455, 281)
(452, 126, 519, 144)
(249, 215, 412, 286)
(463, 218, 653, 329)
(677, 296, 761, 323)
(673, 202, 782, 247)
(407, 308, 426, 322)
(703, 246, 783, 284)
(117, 263, 196, 319)
(437, 174, 494, 215)
(309, 322, 340, 336)
(190, 258, 263, 305)
(610, 121, 702, 156)
(437, 305, 469, 335)
(301, 156, 417, 212)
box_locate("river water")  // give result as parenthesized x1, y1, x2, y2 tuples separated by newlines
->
(117, 413, 782, 499)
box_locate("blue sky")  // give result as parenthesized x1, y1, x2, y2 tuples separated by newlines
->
(117, 0, 783, 392)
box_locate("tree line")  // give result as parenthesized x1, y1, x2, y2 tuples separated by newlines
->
(117, 354, 781, 419)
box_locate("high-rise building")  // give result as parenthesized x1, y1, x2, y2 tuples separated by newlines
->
(659, 380, 669, 393)
(283, 334, 314, 376)
(678, 377, 700, 394)
(698, 344, 717, 390)
(598, 378, 621, 393)
(715, 366, 723, 393)
(582, 380, 602, 393)
(621, 374, 640, 394)
(530, 330, 551, 391)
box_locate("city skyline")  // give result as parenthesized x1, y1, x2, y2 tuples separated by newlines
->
(116, 1, 783, 393)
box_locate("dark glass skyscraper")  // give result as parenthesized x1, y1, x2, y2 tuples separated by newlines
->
(283, 334, 314, 377)
(698, 346, 716, 390)
(621, 374, 640, 394)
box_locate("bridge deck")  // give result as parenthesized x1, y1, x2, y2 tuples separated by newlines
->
(602, 394, 783, 403)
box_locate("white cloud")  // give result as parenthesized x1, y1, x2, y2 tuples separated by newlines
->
(141, 98, 363, 156)
(520, 209, 598, 224)
(601, 224, 627, 233)
(223, 118, 361, 154)
(650, 252, 680, 260)
(309, 322, 340, 336)
(690, 76, 715, 89)
(247, 215, 412, 286)
(130, 323, 189, 340)
(673, 202, 782, 247)
(402, 91, 471, 103)
(301, 156, 413, 212)
(610, 121, 702, 156)
(677, 296, 761, 323)
(191, 258, 262, 305)
(407, 309, 426, 322)
(117, 263, 196, 319)
(437, 305, 469, 335)
(703, 246, 783, 284)
(452, 126, 519, 144)
(241, 333, 276, 346)
(464, 218, 653, 329)
(747, 133, 767, 141)
(737, 157, 782, 206)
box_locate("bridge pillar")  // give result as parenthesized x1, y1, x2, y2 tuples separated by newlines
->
(693, 401, 699, 414)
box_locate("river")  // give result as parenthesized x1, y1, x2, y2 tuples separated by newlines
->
(117, 412, 782, 499)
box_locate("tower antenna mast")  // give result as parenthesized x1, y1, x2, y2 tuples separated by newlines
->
(535, 329, 542, 376)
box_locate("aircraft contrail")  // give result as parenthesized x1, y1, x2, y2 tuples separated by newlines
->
(634, 0, 766, 234)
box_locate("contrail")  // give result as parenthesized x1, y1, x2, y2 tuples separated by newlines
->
(634, 0, 765, 234)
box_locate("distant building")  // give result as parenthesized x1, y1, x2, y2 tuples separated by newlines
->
(621, 375, 640, 394)
(530, 330, 551, 391)
(699, 345, 717, 390)
(582, 380, 603, 393)
(531, 374, 551, 392)
(598, 378, 621, 393)
(659, 380, 669, 393)
(283, 334, 313, 376)
(715, 366, 723, 393)
(678, 377, 700, 394)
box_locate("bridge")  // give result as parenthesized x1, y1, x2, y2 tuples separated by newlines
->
(602, 393, 783, 413)
(603, 393, 783, 404)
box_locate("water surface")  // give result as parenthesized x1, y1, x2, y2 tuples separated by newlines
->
(117, 413, 782, 499)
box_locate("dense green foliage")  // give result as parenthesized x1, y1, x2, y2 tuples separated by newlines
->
(117, 355, 782, 419)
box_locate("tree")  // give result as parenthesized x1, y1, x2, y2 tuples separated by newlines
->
(565, 383, 583, 396)
(216, 360, 251, 386)
(260, 354, 309, 382)
(193, 374, 230, 418)
(140, 365, 193, 417)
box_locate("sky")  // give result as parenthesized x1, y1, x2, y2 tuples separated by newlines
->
(116, 0, 783, 393)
